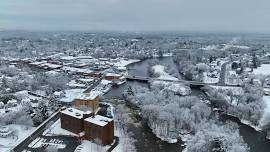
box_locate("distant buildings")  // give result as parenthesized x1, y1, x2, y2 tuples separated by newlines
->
(105, 73, 122, 81)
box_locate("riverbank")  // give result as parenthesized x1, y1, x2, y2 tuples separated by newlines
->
(106, 56, 270, 152)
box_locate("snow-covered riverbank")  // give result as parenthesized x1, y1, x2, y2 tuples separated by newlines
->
(152, 64, 179, 81)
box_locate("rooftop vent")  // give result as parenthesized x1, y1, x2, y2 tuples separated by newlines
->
(75, 113, 81, 116)
(68, 108, 73, 112)
(101, 119, 109, 123)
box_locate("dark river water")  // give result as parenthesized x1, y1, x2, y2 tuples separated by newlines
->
(105, 56, 270, 152)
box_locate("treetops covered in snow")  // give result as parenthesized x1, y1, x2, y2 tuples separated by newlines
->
(125, 84, 248, 152)
(204, 82, 265, 127)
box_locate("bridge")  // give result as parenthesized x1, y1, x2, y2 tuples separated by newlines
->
(125, 75, 241, 87)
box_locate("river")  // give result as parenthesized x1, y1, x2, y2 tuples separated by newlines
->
(105, 56, 270, 152)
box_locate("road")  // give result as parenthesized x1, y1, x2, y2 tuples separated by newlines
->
(219, 62, 228, 85)
(126, 68, 241, 88)
(12, 112, 79, 152)
(83, 77, 103, 93)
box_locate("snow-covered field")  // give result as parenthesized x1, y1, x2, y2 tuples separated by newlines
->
(253, 64, 270, 75)
(0, 125, 35, 152)
(152, 65, 178, 81)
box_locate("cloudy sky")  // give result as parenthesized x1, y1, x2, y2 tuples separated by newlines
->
(0, 0, 269, 33)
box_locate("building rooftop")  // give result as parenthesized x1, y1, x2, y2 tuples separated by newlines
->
(61, 108, 91, 119)
(84, 115, 113, 127)
(76, 91, 100, 100)
(105, 73, 121, 77)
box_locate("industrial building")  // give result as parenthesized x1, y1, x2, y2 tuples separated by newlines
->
(60, 107, 114, 145)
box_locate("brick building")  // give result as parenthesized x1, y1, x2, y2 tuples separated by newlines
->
(84, 115, 114, 145)
(60, 108, 114, 145)
(74, 92, 100, 112)
(60, 108, 92, 134)
(105, 73, 122, 81)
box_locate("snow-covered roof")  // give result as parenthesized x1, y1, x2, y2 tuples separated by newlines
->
(61, 56, 76, 60)
(76, 91, 100, 100)
(45, 70, 59, 75)
(101, 80, 112, 85)
(84, 115, 113, 126)
(117, 66, 127, 71)
(42, 63, 62, 69)
(78, 78, 94, 83)
(54, 91, 63, 96)
(105, 73, 121, 77)
(61, 108, 91, 119)
(62, 66, 93, 74)
(29, 61, 47, 65)
(76, 55, 93, 59)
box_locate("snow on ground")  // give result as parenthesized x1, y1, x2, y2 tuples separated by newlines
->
(67, 80, 86, 88)
(210, 86, 263, 130)
(203, 72, 219, 83)
(28, 137, 66, 149)
(74, 140, 108, 152)
(15, 90, 41, 102)
(152, 65, 178, 81)
(203, 60, 226, 84)
(152, 81, 191, 96)
(210, 86, 243, 106)
(110, 129, 126, 152)
(0, 104, 22, 115)
(43, 119, 78, 137)
(259, 96, 270, 128)
(253, 64, 270, 75)
(221, 44, 250, 50)
(0, 125, 35, 152)
(163, 53, 173, 57)
(200, 44, 249, 51)
(210, 86, 243, 95)
(201, 45, 219, 50)
(60, 89, 85, 102)
(113, 59, 140, 67)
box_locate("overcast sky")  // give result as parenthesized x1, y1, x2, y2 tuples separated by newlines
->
(0, 0, 269, 33)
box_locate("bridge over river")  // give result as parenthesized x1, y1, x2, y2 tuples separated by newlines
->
(125, 75, 241, 87)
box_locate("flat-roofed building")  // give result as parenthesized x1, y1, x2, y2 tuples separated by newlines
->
(105, 73, 122, 81)
(60, 108, 92, 134)
(84, 115, 114, 145)
(74, 92, 100, 112)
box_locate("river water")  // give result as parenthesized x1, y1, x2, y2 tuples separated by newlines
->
(105, 56, 270, 152)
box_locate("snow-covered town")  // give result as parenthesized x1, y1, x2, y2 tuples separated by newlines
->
(0, 31, 270, 152)
(2, 1, 270, 152)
